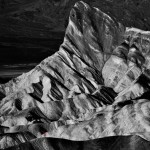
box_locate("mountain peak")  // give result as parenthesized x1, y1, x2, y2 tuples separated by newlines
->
(1, 1, 150, 149)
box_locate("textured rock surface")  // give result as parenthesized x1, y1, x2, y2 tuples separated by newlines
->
(1, 1, 150, 149)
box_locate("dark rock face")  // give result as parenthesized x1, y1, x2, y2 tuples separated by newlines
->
(1, 1, 150, 150)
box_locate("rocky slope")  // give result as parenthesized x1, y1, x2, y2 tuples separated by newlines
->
(1, 1, 150, 149)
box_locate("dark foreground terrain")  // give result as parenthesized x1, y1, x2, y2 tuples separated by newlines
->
(5, 136, 150, 150)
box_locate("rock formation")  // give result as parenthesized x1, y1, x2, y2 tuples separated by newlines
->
(1, 1, 150, 149)
(1, 0, 150, 82)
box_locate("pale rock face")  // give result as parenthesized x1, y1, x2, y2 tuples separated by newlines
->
(1, 1, 150, 149)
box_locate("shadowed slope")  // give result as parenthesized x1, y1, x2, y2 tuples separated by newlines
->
(4, 136, 150, 150)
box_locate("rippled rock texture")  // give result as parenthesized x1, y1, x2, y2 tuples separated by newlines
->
(1, 1, 150, 149)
